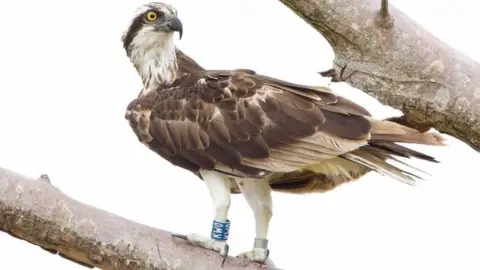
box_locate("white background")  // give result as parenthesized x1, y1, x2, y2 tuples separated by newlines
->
(1, 0, 479, 269)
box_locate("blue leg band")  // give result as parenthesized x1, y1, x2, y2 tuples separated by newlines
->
(211, 219, 230, 241)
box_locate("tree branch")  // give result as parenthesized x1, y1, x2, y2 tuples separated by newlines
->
(0, 167, 271, 270)
(278, 0, 480, 151)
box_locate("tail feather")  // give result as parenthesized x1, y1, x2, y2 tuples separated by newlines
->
(339, 117, 447, 185)
(342, 149, 420, 186)
(267, 116, 446, 192)
(363, 145, 432, 177)
(368, 141, 439, 163)
(367, 117, 447, 146)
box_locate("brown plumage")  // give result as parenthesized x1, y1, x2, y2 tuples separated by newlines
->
(125, 51, 446, 194)
(121, 3, 448, 263)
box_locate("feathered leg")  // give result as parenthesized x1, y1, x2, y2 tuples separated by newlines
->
(235, 178, 275, 267)
(171, 170, 231, 265)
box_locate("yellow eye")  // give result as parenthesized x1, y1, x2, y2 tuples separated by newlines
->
(145, 11, 158, 22)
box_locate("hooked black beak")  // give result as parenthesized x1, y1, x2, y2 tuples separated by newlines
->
(167, 16, 183, 39)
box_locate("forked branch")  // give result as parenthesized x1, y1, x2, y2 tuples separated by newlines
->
(278, 0, 480, 151)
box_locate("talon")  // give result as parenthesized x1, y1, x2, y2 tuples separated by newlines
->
(221, 244, 229, 267)
(261, 249, 270, 265)
(170, 232, 188, 240)
(170, 232, 230, 264)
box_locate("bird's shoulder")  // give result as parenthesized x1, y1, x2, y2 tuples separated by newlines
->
(126, 69, 258, 109)
(125, 68, 373, 141)
(126, 67, 353, 109)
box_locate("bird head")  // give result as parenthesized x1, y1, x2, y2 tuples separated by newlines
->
(121, 2, 183, 58)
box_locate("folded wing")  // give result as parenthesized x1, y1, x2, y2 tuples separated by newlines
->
(126, 69, 385, 178)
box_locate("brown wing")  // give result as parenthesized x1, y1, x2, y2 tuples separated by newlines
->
(125, 69, 373, 178)
(175, 48, 205, 74)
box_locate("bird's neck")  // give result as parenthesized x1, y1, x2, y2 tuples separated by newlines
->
(131, 38, 179, 97)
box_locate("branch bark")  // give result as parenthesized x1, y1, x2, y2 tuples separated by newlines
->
(278, 0, 480, 151)
(0, 167, 270, 270)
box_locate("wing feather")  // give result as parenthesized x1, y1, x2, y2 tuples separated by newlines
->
(126, 69, 374, 177)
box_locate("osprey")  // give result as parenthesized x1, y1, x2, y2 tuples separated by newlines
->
(121, 2, 446, 266)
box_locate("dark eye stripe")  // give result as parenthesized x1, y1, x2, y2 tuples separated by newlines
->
(122, 13, 144, 54)
(121, 7, 167, 56)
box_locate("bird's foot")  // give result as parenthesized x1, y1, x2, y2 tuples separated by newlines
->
(237, 248, 270, 264)
(236, 238, 271, 265)
(171, 232, 229, 258)
(171, 219, 231, 266)
(173, 232, 229, 252)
